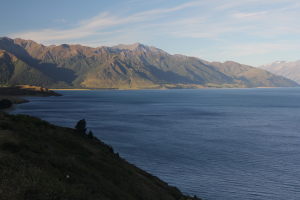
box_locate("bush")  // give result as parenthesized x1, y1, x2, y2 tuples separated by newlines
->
(87, 130, 94, 139)
(75, 119, 87, 134)
(0, 99, 13, 109)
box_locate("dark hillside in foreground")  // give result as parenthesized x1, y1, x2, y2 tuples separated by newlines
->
(0, 37, 297, 89)
(0, 113, 199, 200)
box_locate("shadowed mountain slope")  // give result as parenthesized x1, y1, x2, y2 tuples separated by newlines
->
(0, 50, 55, 86)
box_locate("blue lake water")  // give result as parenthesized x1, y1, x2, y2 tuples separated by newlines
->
(12, 88, 300, 200)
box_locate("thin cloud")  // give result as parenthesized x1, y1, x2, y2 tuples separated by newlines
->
(10, 0, 204, 43)
(232, 11, 268, 19)
(215, 0, 297, 11)
(11, 0, 300, 43)
(221, 42, 299, 57)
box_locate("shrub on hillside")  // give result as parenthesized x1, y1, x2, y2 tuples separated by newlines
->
(0, 99, 13, 109)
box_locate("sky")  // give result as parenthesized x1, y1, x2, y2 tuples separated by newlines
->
(1, 0, 300, 66)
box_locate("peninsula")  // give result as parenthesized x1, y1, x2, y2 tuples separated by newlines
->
(0, 85, 60, 109)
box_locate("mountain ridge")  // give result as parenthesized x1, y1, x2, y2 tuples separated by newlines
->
(0, 37, 298, 89)
(260, 60, 300, 84)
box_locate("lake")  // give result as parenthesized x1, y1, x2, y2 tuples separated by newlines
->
(13, 88, 300, 200)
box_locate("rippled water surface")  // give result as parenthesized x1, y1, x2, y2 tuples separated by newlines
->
(13, 88, 300, 200)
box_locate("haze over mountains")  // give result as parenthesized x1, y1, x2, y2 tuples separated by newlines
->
(0, 37, 298, 89)
(260, 61, 300, 84)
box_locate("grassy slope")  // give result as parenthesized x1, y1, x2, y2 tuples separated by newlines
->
(0, 113, 199, 200)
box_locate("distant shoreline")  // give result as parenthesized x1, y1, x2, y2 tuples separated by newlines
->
(51, 88, 92, 91)
(50, 86, 294, 91)
(0, 85, 61, 110)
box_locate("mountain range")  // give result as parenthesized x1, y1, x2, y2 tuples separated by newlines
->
(260, 61, 300, 84)
(0, 37, 298, 89)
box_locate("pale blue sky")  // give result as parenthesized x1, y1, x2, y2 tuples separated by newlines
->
(1, 0, 300, 66)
